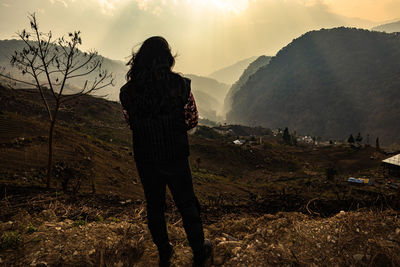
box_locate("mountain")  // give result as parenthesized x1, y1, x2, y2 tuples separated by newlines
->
(0, 39, 127, 101)
(185, 74, 230, 121)
(191, 90, 220, 121)
(223, 55, 271, 115)
(372, 20, 400, 33)
(208, 56, 258, 84)
(227, 27, 400, 145)
(185, 74, 230, 101)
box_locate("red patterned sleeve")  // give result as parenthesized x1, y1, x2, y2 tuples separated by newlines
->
(122, 108, 131, 127)
(184, 92, 199, 130)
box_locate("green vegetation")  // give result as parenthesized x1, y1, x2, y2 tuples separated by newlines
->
(110, 217, 120, 223)
(26, 224, 38, 234)
(1, 231, 22, 250)
(194, 126, 223, 139)
(72, 216, 87, 227)
(96, 215, 104, 222)
(227, 27, 400, 145)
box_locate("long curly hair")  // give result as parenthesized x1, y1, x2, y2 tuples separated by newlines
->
(126, 36, 175, 82)
(125, 36, 187, 117)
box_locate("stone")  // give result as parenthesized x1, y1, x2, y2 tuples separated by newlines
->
(217, 241, 242, 247)
(213, 256, 225, 266)
(232, 247, 241, 254)
(353, 254, 364, 261)
(395, 228, 400, 235)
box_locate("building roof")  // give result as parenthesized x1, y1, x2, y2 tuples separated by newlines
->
(382, 154, 400, 167)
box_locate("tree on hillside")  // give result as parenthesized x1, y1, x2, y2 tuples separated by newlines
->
(347, 134, 355, 144)
(0, 13, 114, 188)
(283, 127, 291, 145)
(355, 132, 363, 144)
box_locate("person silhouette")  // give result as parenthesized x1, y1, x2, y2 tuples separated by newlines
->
(119, 36, 213, 267)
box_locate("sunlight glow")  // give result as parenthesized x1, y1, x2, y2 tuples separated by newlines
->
(96, 0, 126, 13)
(185, 0, 251, 14)
(130, 0, 253, 14)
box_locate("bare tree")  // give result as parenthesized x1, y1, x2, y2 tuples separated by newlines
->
(0, 13, 114, 187)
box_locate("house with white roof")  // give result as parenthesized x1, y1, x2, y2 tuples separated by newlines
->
(382, 154, 400, 178)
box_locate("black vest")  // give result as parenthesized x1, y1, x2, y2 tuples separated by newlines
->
(120, 75, 191, 162)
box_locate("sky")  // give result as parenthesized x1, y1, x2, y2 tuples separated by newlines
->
(0, 0, 399, 75)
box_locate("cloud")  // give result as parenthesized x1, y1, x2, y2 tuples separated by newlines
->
(49, 0, 68, 7)
(133, 0, 253, 15)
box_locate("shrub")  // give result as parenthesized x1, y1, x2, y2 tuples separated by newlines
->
(1, 231, 22, 250)
(26, 224, 37, 234)
(72, 216, 87, 227)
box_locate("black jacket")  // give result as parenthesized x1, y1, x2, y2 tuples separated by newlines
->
(120, 74, 191, 162)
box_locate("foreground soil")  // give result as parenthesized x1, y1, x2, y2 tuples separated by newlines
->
(1, 86, 400, 266)
(0, 192, 399, 267)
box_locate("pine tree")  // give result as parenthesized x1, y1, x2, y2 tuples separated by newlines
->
(283, 127, 291, 145)
(355, 132, 363, 144)
(376, 137, 380, 150)
(348, 134, 355, 144)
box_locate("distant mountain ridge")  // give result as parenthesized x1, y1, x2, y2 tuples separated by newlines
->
(227, 27, 400, 145)
(185, 74, 230, 121)
(208, 56, 258, 85)
(0, 39, 128, 101)
(223, 55, 271, 115)
(372, 20, 400, 33)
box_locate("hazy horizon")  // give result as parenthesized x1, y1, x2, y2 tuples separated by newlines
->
(0, 0, 399, 76)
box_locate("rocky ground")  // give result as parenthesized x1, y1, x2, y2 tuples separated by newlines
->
(1, 192, 399, 267)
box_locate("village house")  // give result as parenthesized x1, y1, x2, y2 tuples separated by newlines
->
(382, 154, 400, 178)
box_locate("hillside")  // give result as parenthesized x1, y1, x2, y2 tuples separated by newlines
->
(191, 90, 221, 122)
(372, 20, 400, 33)
(185, 74, 230, 101)
(227, 27, 400, 145)
(185, 74, 230, 121)
(1, 84, 400, 266)
(223, 55, 271, 115)
(0, 39, 128, 101)
(208, 56, 257, 85)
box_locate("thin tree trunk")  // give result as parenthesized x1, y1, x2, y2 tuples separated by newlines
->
(46, 118, 56, 188)
(46, 101, 60, 188)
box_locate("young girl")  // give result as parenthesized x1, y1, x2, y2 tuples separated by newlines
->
(119, 36, 212, 267)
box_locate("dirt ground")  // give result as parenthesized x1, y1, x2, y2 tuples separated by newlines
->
(0, 192, 399, 266)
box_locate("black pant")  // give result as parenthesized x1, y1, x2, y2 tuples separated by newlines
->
(136, 158, 205, 255)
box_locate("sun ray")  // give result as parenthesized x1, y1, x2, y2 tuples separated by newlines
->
(186, 0, 251, 14)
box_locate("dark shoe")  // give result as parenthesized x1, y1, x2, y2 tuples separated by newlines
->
(192, 239, 213, 267)
(158, 242, 174, 267)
